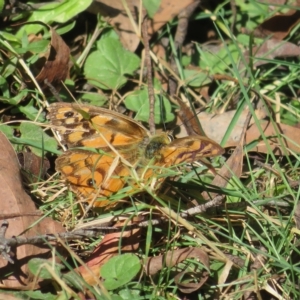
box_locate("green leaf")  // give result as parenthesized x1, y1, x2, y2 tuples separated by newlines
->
(0, 0, 4, 13)
(19, 123, 58, 156)
(143, 0, 161, 18)
(124, 89, 174, 124)
(17, 0, 93, 36)
(0, 89, 28, 105)
(0, 124, 14, 139)
(16, 39, 49, 55)
(101, 254, 141, 290)
(28, 258, 64, 279)
(84, 36, 140, 90)
(119, 288, 141, 300)
(183, 69, 210, 87)
(80, 93, 107, 107)
(16, 101, 45, 122)
(62, 272, 85, 291)
(18, 291, 57, 300)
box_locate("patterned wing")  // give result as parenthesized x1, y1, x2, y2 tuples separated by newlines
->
(157, 135, 224, 167)
(56, 150, 135, 207)
(47, 103, 149, 149)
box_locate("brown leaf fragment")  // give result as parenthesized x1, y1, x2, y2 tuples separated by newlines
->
(177, 98, 206, 136)
(77, 219, 141, 285)
(198, 110, 300, 154)
(35, 26, 70, 89)
(202, 111, 251, 200)
(144, 247, 209, 293)
(244, 39, 300, 67)
(18, 151, 50, 184)
(251, 4, 300, 40)
(145, 247, 209, 275)
(174, 270, 209, 294)
(245, 120, 300, 154)
(0, 132, 65, 289)
(87, 0, 195, 52)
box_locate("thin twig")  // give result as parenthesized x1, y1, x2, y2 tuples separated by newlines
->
(0, 193, 292, 262)
(169, 1, 200, 96)
(142, 16, 155, 135)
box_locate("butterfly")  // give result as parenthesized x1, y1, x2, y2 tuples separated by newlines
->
(47, 102, 224, 207)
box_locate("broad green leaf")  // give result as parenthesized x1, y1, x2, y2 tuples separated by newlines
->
(19, 123, 58, 156)
(0, 31, 21, 43)
(17, 291, 57, 300)
(124, 89, 174, 124)
(198, 43, 239, 74)
(143, 0, 161, 18)
(183, 69, 210, 87)
(15, 39, 49, 55)
(80, 93, 107, 107)
(28, 258, 64, 279)
(101, 254, 141, 290)
(84, 36, 140, 90)
(17, 0, 93, 36)
(0, 124, 14, 139)
(17, 101, 45, 122)
(119, 288, 142, 299)
(62, 272, 85, 291)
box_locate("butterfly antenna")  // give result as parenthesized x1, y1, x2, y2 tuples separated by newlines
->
(44, 79, 64, 103)
(175, 95, 207, 137)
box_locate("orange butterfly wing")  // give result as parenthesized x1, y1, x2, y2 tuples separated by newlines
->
(48, 103, 148, 207)
(48, 103, 224, 208)
(158, 135, 224, 167)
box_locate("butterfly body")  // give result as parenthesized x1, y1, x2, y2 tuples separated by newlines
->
(48, 103, 224, 207)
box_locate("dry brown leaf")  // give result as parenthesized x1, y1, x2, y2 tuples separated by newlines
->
(87, 0, 195, 52)
(34, 26, 70, 89)
(202, 111, 251, 200)
(177, 98, 207, 136)
(0, 132, 65, 289)
(244, 39, 300, 68)
(174, 269, 209, 294)
(77, 220, 141, 285)
(245, 120, 300, 154)
(197, 110, 300, 154)
(250, 1, 300, 40)
(145, 247, 210, 293)
(18, 152, 50, 184)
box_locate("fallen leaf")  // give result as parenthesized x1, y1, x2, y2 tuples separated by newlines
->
(35, 25, 70, 89)
(18, 151, 50, 184)
(0, 132, 65, 289)
(244, 39, 300, 68)
(145, 247, 210, 293)
(198, 110, 300, 154)
(251, 2, 300, 40)
(202, 110, 251, 200)
(177, 97, 207, 136)
(177, 98, 224, 174)
(24, 24, 70, 90)
(87, 0, 195, 52)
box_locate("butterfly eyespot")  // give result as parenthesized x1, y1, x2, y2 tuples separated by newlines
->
(64, 111, 74, 118)
(87, 178, 96, 186)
